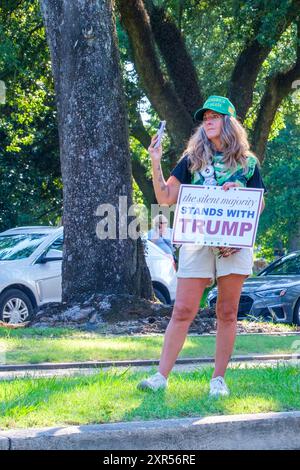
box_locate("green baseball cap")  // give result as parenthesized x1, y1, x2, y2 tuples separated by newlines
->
(194, 95, 237, 122)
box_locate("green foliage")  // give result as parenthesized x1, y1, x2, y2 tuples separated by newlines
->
(132, 178, 145, 206)
(0, 0, 62, 230)
(257, 112, 300, 256)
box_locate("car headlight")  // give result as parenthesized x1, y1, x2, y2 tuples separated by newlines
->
(256, 288, 287, 298)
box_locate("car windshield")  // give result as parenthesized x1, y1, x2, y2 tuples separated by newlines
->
(263, 253, 300, 275)
(0, 233, 49, 260)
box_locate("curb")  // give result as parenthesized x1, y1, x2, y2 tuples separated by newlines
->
(1, 353, 300, 372)
(1, 411, 300, 450)
(0, 436, 10, 450)
(135, 331, 300, 337)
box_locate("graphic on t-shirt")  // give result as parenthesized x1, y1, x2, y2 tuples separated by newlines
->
(199, 164, 217, 186)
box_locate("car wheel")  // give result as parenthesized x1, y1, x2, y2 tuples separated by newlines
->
(293, 298, 300, 326)
(154, 287, 169, 305)
(0, 289, 34, 324)
(153, 288, 168, 304)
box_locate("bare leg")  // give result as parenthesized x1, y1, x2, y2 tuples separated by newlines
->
(213, 274, 248, 378)
(159, 277, 211, 378)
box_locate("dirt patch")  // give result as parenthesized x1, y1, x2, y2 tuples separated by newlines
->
(29, 293, 299, 336)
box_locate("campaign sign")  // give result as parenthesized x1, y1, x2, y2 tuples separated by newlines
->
(172, 185, 264, 248)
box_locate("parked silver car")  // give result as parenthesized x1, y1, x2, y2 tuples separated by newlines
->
(0, 226, 177, 323)
(207, 251, 300, 325)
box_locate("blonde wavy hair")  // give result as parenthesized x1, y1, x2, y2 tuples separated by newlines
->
(182, 115, 257, 173)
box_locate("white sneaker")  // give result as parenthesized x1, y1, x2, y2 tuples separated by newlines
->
(137, 372, 167, 391)
(209, 376, 230, 397)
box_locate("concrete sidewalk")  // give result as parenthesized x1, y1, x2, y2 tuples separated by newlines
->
(1, 411, 300, 450)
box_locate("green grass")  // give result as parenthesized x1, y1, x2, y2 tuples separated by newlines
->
(0, 327, 300, 365)
(0, 365, 299, 429)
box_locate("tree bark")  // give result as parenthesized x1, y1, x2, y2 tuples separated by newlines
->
(40, 0, 153, 303)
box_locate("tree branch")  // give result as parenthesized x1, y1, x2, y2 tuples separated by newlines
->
(252, 20, 300, 160)
(127, 107, 155, 204)
(228, 0, 300, 121)
(145, 0, 203, 116)
(129, 107, 151, 149)
(117, 0, 194, 154)
(131, 157, 155, 205)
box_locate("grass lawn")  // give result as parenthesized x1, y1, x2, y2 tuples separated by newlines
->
(0, 365, 299, 429)
(0, 326, 300, 364)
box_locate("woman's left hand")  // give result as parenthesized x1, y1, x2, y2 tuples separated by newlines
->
(222, 182, 241, 191)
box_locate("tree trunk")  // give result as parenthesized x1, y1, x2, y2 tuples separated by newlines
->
(40, 0, 153, 303)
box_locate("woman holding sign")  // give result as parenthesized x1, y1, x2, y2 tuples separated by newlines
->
(138, 96, 267, 397)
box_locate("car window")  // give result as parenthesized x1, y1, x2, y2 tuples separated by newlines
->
(47, 236, 63, 253)
(0, 234, 49, 260)
(265, 254, 300, 275)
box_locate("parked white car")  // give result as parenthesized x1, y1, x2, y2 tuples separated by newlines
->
(0, 226, 177, 323)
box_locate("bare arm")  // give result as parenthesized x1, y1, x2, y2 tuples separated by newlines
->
(152, 165, 181, 205)
(148, 134, 181, 205)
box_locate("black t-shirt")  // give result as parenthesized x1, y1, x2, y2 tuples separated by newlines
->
(170, 155, 268, 194)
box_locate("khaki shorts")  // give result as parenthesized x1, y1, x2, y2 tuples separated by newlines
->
(177, 245, 253, 285)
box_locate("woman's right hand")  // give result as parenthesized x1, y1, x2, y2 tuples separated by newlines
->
(218, 246, 241, 258)
(148, 134, 163, 162)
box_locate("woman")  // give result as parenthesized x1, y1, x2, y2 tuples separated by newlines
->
(138, 95, 267, 397)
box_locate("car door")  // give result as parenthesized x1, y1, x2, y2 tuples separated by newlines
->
(31, 236, 63, 304)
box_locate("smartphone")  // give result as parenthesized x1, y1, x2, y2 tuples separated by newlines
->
(154, 120, 166, 149)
